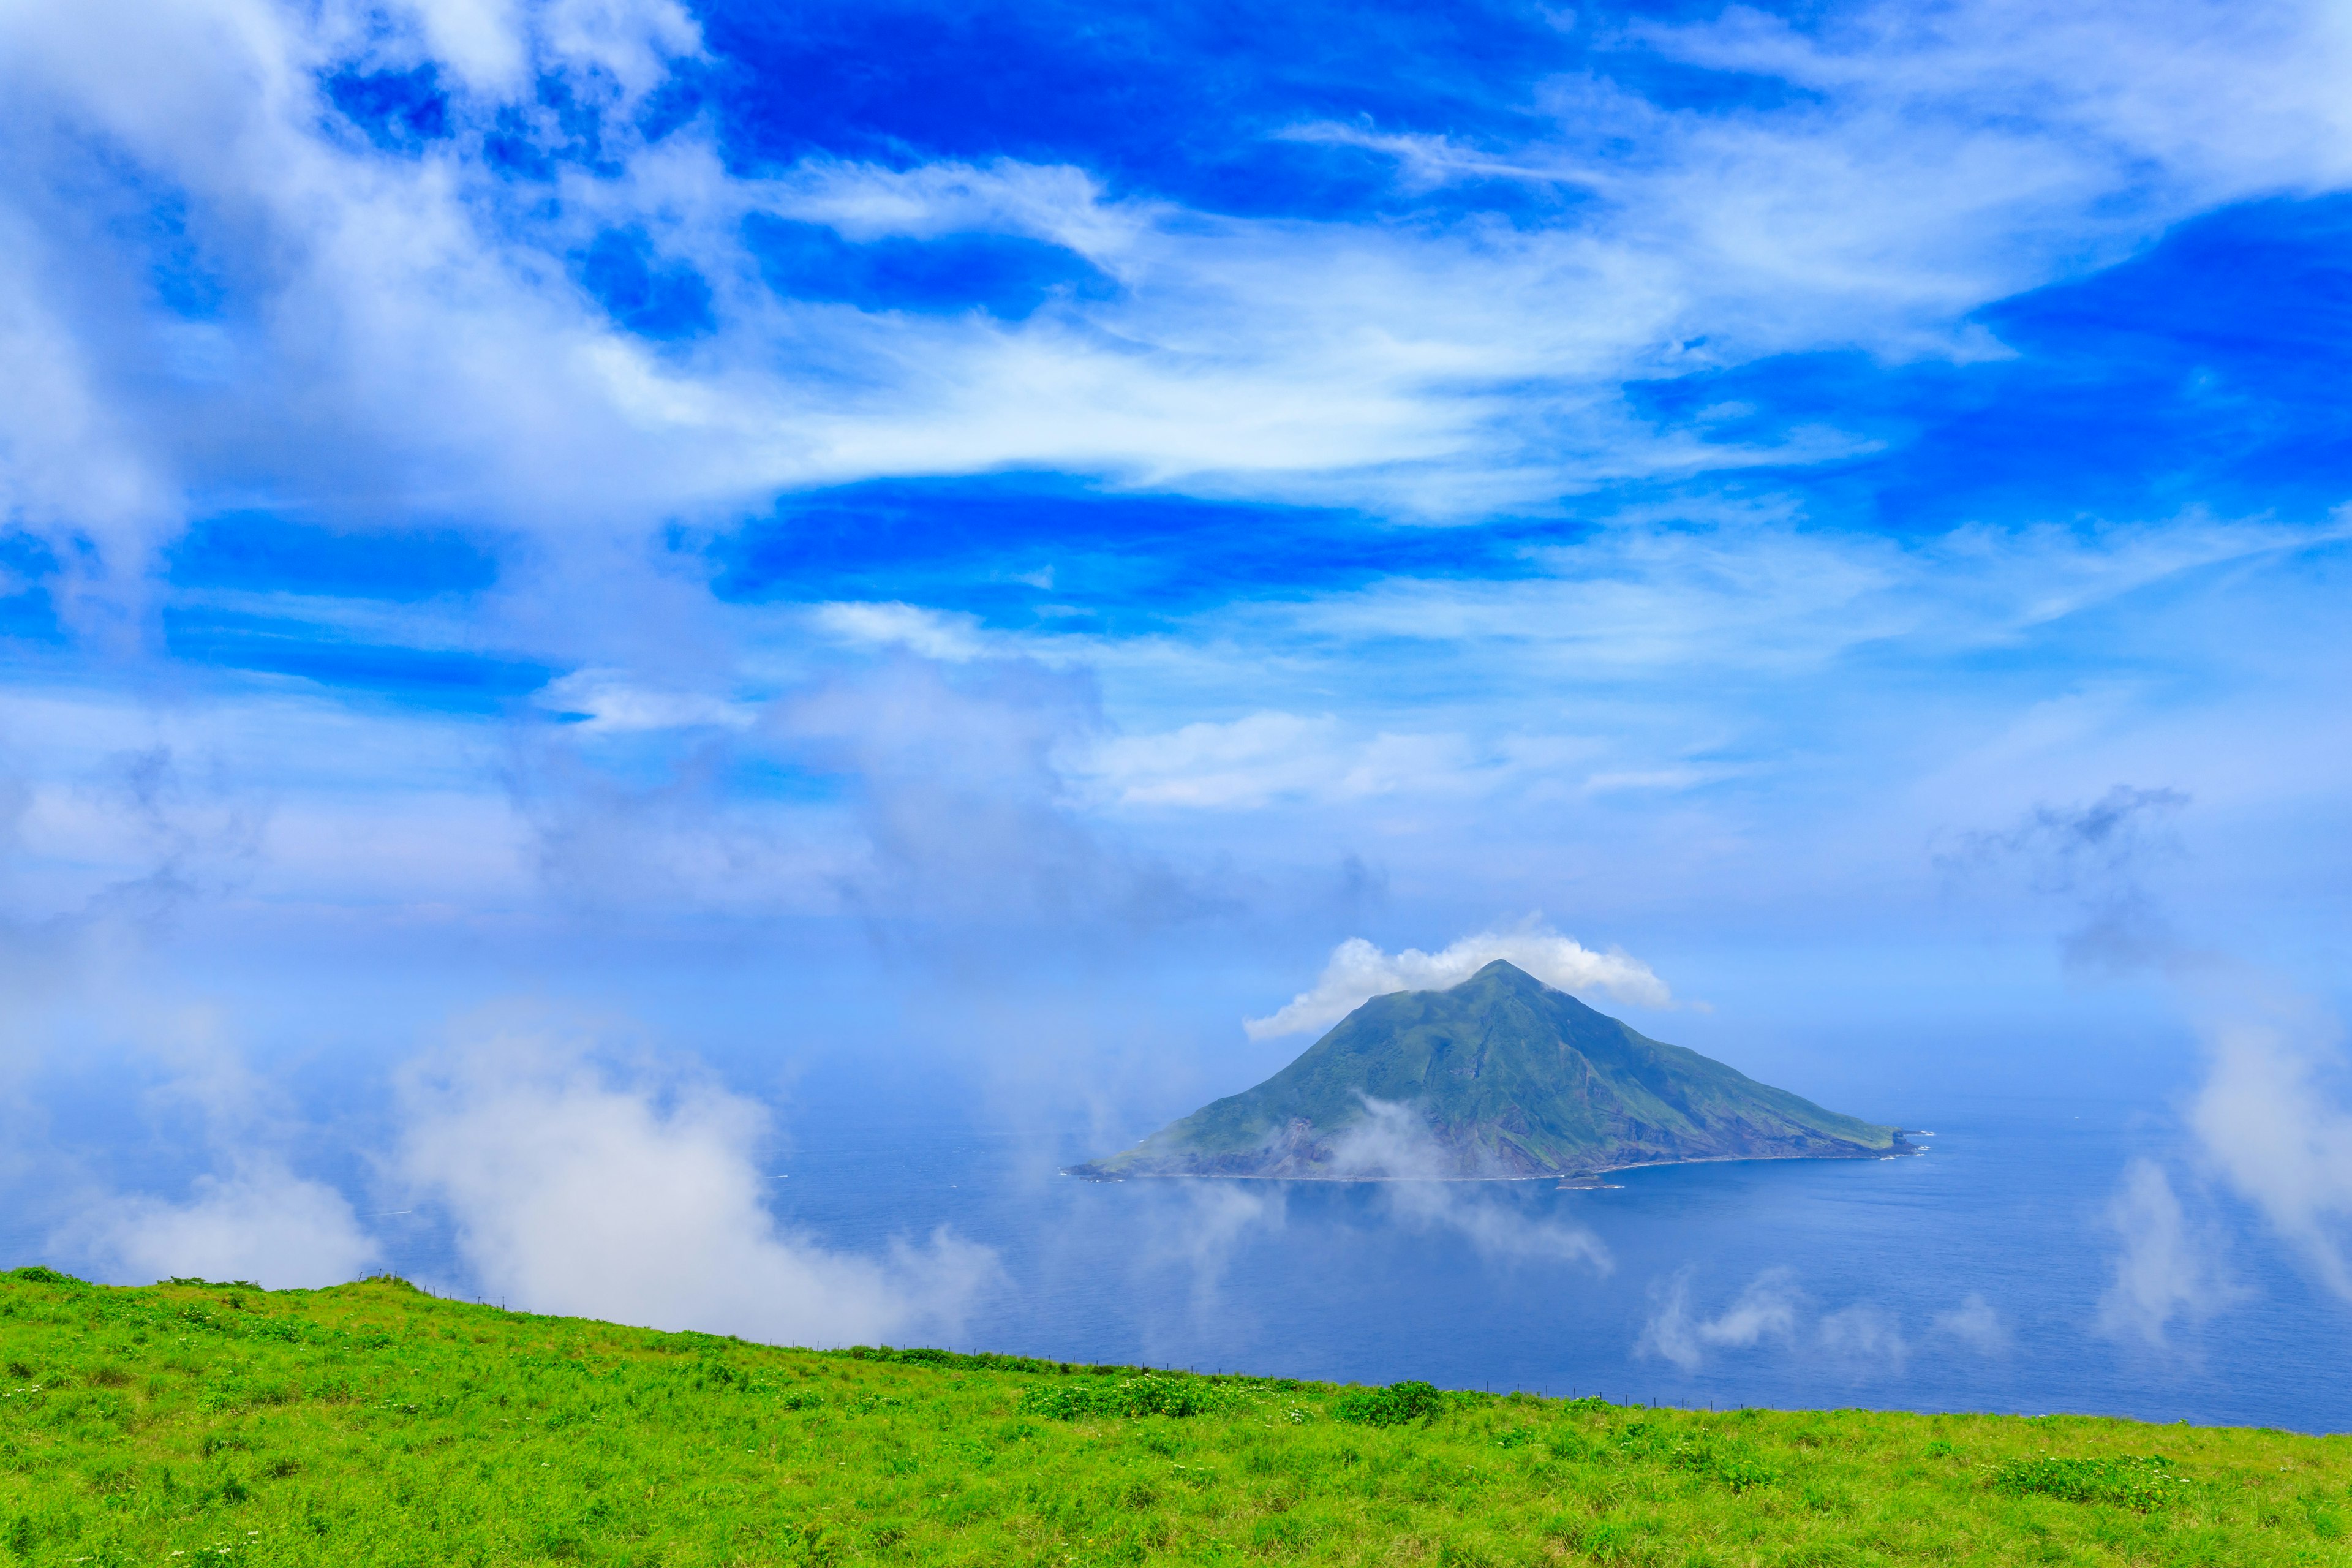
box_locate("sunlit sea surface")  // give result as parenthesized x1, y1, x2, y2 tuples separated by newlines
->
(13, 1091, 2345, 1433)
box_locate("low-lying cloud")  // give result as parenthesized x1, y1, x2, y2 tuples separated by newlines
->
(1814, 1303, 1909, 1372)
(1962, 787, 2352, 1327)
(1328, 1099, 1613, 1270)
(54, 1015, 1003, 1348)
(1131, 1180, 1290, 1322)
(2094, 1157, 2239, 1348)
(1930, 1291, 2011, 1354)
(2185, 986, 2352, 1303)
(1640, 1267, 2003, 1374)
(1245, 921, 1672, 1039)
(78, 1159, 381, 1289)
(396, 1022, 999, 1346)
(1638, 1267, 1802, 1371)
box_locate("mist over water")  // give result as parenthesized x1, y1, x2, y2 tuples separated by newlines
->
(42, 1077, 2317, 1432)
(758, 1096, 2352, 1431)
(7, 916, 2345, 1430)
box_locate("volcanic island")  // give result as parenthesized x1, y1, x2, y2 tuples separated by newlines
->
(1071, 959, 1914, 1181)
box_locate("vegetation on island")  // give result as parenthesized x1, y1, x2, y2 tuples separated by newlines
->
(1077, 960, 1904, 1180)
(4, 1268, 2348, 1567)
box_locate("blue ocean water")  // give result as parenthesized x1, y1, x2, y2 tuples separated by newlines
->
(347, 1088, 2347, 1433)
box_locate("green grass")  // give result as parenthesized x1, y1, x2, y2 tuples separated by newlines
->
(2, 1269, 2346, 1567)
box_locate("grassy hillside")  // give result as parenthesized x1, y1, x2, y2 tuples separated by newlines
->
(1088, 962, 1897, 1179)
(2, 1269, 2346, 1567)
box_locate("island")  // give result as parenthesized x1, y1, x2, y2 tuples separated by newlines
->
(1071, 959, 1912, 1180)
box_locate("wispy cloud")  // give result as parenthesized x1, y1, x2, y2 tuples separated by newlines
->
(1381, 1180, 1612, 1273)
(1961, 785, 2352, 1326)
(1943, 783, 2192, 974)
(9, 0, 2352, 597)
(1931, 1292, 2011, 1355)
(1312, 1098, 1615, 1269)
(1639, 1267, 1994, 1374)
(1638, 1268, 1801, 1373)
(37, 976, 382, 1291)
(0, 0, 2340, 962)
(2095, 1158, 2237, 1349)
(1070, 713, 1494, 812)
(1132, 1180, 1290, 1322)
(2184, 984, 2352, 1301)
(535, 669, 758, 734)
(810, 603, 997, 665)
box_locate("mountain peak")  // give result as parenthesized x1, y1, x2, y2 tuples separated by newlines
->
(1460, 957, 1545, 989)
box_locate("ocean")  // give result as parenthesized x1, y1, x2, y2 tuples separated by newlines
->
(352, 1087, 2350, 1433)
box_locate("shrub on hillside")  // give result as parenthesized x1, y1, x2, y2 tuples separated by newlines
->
(1333, 1380, 1448, 1427)
(6, 1267, 80, 1287)
(1987, 1453, 2185, 1509)
(1019, 1373, 1243, 1420)
(1670, 1439, 1779, 1491)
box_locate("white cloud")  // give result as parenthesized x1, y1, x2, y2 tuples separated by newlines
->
(0, 506, 2337, 943)
(1385, 1180, 1610, 1269)
(810, 603, 996, 664)
(2185, 986, 2352, 1300)
(6, 0, 2352, 590)
(763, 157, 1147, 253)
(1815, 1302, 1908, 1371)
(1637, 1, 2352, 201)
(1318, 1098, 1612, 1265)
(1076, 712, 1343, 809)
(1136, 1180, 1289, 1319)
(399, 0, 533, 90)
(8, 959, 382, 1293)
(1929, 1291, 2010, 1354)
(1265, 514, 2345, 679)
(2095, 1157, 2236, 1348)
(535, 668, 757, 733)
(1245, 921, 1672, 1039)
(1071, 712, 1501, 811)
(1640, 1267, 1923, 1374)
(396, 1021, 999, 1344)
(1637, 1267, 1800, 1371)
(78, 1160, 381, 1289)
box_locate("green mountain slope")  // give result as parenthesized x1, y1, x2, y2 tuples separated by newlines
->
(1077, 960, 1904, 1179)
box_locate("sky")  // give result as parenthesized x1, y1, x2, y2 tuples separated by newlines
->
(2, 0, 2351, 1357)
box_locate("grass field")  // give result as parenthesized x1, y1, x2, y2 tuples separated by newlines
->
(1, 1268, 2345, 1567)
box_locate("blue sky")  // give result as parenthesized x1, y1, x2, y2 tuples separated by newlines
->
(3, 0, 2351, 1344)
